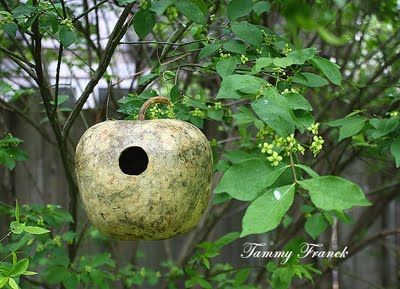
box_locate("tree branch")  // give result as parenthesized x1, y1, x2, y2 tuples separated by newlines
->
(136, 21, 193, 94)
(73, 0, 108, 22)
(0, 47, 38, 82)
(62, 3, 135, 139)
(31, 0, 79, 261)
(299, 228, 400, 288)
(0, 98, 56, 146)
(53, 45, 64, 114)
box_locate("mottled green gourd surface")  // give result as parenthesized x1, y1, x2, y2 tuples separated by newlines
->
(75, 119, 213, 240)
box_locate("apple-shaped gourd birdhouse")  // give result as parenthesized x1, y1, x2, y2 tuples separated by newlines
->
(75, 97, 212, 240)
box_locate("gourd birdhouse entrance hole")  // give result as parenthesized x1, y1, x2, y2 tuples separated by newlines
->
(119, 146, 149, 176)
(75, 97, 213, 240)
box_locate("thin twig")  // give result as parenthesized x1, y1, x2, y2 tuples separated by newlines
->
(120, 39, 204, 46)
(0, 47, 38, 82)
(53, 45, 64, 114)
(0, 98, 56, 145)
(73, 0, 108, 21)
(62, 3, 135, 139)
(0, 46, 35, 68)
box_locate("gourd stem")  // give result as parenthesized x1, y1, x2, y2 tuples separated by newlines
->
(138, 96, 171, 120)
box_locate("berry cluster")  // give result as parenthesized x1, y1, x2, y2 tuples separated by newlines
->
(190, 107, 206, 118)
(148, 103, 175, 120)
(257, 122, 324, 166)
(219, 49, 231, 59)
(282, 43, 293, 55)
(240, 54, 249, 64)
(60, 18, 74, 30)
(262, 30, 276, 44)
(0, 11, 13, 28)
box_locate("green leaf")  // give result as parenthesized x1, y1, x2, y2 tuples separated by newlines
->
(216, 74, 267, 99)
(137, 73, 159, 86)
(3, 23, 18, 38)
(22, 271, 38, 276)
(369, 117, 399, 139)
(54, 94, 70, 106)
(252, 57, 274, 73)
(0, 80, 13, 94)
(317, 27, 348, 46)
(24, 226, 50, 234)
(8, 235, 32, 252)
(40, 12, 59, 33)
(253, 1, 270, 16)
(273, 57, 297, 68)
(63, 273, 79, 289)
(241, 184, 295, 237)
(214, 158, 288, 201)
(8, 278, 19, 289)
(151, 0, 173, 15)
(391, 136, 400, 168)
(22, 14, 38, 31)
(293, 110, 314, 132)
(12, 5, 36, 19)
(305, 213, 328, 240)
(59, 25, 77, 48)
(198, 43, 221, 60)
(59, 107, 72, 112)
(283, 92, 312, 111)
(213, 192, 231, 204)
(15, 200, 19, 222)
(117, 0, 136, 4)
(10, 221, 25, 234)
(287, 47, 317, 64)
(223, 149, 257, 163)
(292, 72, 328, 87)
(133, 9, 156, 38)
(231, 22, 262, 47)
(0, 277, 8, 289)
(311, 56, 342, 85)
(0, 151, 16, 170)
(207, 109, 223, 121)
(272, 48, 317, 68)
(184, 97, 208, 109)
(232, 107, 255, 125)
(0, 135, 23, 145)
(7, 147, 28, 162)
(252, 94, 295, 137)
(327, 116, 367, 142)
(198, 278, 212, 289)
(223, 40, 246, 54)
(294, 164, 319, 178)
(175, 0, 206, 24)
(214, 232, 240, 248)
(10, 259, 29, 277)
(45, 266, 70, 284)
(170, 85, 180, 102)
(227, 0, 253, 22)
(216, 57, 237, 78)
(87, 253, 116, 268)
(12, 252, 17, 265)
(298, 176, 371, 211)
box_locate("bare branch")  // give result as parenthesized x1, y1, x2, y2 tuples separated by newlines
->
(136, 22, 193, 94)
(74, 0, 108, 22)
(62, 3, 136, 139)
(31, 0, 79, 261)
(53, 45, 64, 114)
(0, 47, 38, 82)
(0, 98, 56, 145)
